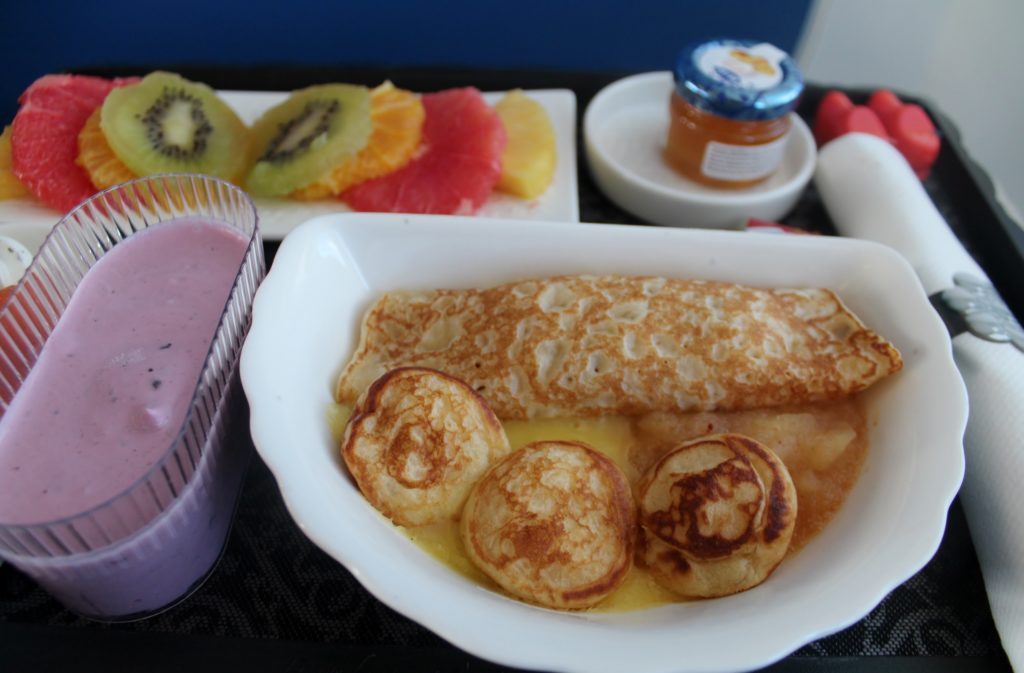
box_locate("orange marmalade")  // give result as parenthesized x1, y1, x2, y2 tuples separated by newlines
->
(667, 39, 803, 188)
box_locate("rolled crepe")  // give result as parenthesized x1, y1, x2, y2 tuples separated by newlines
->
(337, 275, 902, 420)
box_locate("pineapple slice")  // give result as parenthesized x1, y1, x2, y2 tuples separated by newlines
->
(494, 90, 556, 199)
(0, 126, 30, 199)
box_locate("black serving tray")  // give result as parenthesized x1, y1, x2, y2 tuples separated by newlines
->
(0, 67, 1015, 673)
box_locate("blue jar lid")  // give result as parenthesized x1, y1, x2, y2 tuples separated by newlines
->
(674, 39, 803, 121)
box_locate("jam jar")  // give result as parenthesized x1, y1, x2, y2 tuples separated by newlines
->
(666, 39, 804, 189)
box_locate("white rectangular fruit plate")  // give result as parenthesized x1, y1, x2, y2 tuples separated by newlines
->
(0, 89, 578, 252)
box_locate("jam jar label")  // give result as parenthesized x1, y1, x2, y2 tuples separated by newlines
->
(701, 135, 789, 181)
(698, 43, 787, 91)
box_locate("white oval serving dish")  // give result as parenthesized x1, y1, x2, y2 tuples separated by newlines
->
(241, 213, 965, 673)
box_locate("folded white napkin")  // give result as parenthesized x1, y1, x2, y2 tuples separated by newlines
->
(815, 133, 1023, 670)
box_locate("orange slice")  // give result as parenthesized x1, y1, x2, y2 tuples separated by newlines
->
(292, 81, 425, 200)
(77, 107, 136, 190)
(494, 90, 556, 199)
(0, 126, 30, 199)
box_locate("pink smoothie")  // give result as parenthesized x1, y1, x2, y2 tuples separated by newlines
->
(0, 217, 248, 525)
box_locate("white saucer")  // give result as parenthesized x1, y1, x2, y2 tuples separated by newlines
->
(584, 71, 816, 229)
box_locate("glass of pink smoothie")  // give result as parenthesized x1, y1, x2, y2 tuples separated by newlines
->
(0, 174, 264, 620)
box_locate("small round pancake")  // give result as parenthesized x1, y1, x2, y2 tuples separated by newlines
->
(341, 367, 510, 526)
(461, 440, 636, 609)
(637, 433, 797, 599)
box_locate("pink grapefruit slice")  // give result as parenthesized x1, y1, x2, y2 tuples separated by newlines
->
(342, 87, 506, 215)
(11, 74, 138, 212)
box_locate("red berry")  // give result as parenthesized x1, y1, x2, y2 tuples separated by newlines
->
(838, 106, 890, 141)
(868, 89, 903, 128)
(813, 90, 854, 147)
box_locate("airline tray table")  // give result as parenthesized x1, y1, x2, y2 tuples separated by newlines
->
(0, 66, 1018, 673)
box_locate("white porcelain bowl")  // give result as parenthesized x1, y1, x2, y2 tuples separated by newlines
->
(584, 71, 816, 229)
(241, 213, 966, 673)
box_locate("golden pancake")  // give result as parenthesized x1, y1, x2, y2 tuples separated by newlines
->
(637, 433, 797, 598)
(630, 402, 866, 553)
(336, 275, 902, 419)
(341, 367, 511, 526)
(461, 440, 636, 609)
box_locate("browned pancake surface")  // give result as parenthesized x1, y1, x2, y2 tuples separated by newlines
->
(341, 367, 511, 526)
(637, 433, 797, 598)
(336, 275, 902, 419)
(461, 440, 637, 609)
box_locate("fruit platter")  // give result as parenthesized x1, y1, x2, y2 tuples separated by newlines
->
(0, 72, 577, 248)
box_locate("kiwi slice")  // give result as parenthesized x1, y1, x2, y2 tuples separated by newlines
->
(100, 72, 250, 182)
(244, 84, 372, 197)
